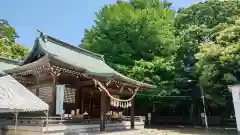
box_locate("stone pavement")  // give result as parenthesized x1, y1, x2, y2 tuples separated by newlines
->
(92, 128, 237, 135)
(1, 127, 237, 135)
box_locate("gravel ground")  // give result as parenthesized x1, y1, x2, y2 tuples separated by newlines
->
(1, 127, 237, 135)
(92, 128, 237, 135)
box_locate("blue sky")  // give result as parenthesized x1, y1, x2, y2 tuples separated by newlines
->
(0, 0, 199, 47)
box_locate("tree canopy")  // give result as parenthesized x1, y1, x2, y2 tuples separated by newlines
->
(0, 19, 19, 43)
(175, 0, 240, 107)
(82, 0, 180, 98)
(0, 20, 28, 60)
(82, 0, 240, 109)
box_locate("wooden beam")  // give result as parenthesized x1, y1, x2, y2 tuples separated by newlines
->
(27, 83, 52, 89)
(100, 91, 106, 131)
(13, 75, 34, 80)
(13, 76, 37, 84)
(74, 80, 94, 87)
(130, 98, 135, 129)
(58, 77, 94, 88)
(95, 88, 133, 96)
(81, 88, 134, 97)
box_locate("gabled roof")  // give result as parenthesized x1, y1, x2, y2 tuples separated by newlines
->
(0, 57, 22, 75)
(5, 31, 156, 89)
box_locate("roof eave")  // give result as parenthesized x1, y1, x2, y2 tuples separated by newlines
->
(4, 55, 51, 74)
(0, 56, 23, 65)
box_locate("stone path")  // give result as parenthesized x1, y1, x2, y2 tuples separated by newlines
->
(92, 128, 237, 135)
(95, 129, 188, 135)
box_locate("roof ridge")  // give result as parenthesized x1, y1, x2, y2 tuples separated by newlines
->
(38, 31, 104, 60)
(0, 56, 22, 65)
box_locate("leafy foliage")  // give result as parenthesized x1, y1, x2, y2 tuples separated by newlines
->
(82, 0, 179, 96)
(175, 0, 240, 31)
(0, 20, 19, 43)
(175, 0, 240, 107)
(0, 39, 28, 59)
(195, 19, 240, 106)
(82, 0, 240, 109)
(0, 20, 28, 60)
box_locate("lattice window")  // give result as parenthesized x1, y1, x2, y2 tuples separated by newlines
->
(64, 87, 76, 103)
(39, 87, 53, 105)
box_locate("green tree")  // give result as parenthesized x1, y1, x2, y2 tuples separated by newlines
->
(0, 20, 28, 60)
(0, 20, 18, 43)
(82, 0, 179, 97)
(175, 0, 240, 31)
(196, 19, 240, 106)
(175, 0, 240, 107)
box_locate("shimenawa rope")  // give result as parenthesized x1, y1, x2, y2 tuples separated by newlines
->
(95, 80, 139, 102)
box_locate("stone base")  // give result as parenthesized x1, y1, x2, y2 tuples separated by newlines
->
(1, 121, 144, 135)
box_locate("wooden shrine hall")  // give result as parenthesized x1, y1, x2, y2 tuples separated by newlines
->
(0, 31, 155, 131)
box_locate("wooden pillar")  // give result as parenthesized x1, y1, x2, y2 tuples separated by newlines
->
(75, 88, 81, 109)
(34, 72, 40, 97)
(89, 92, 91, 116)
(36, 88, 40, 97)
(51, 74, 57, 116)
(100, 91, 106, 131)
(130, 98, 135, 129)
(106, 96, 110, 113)
(81, 90, 84, 113)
